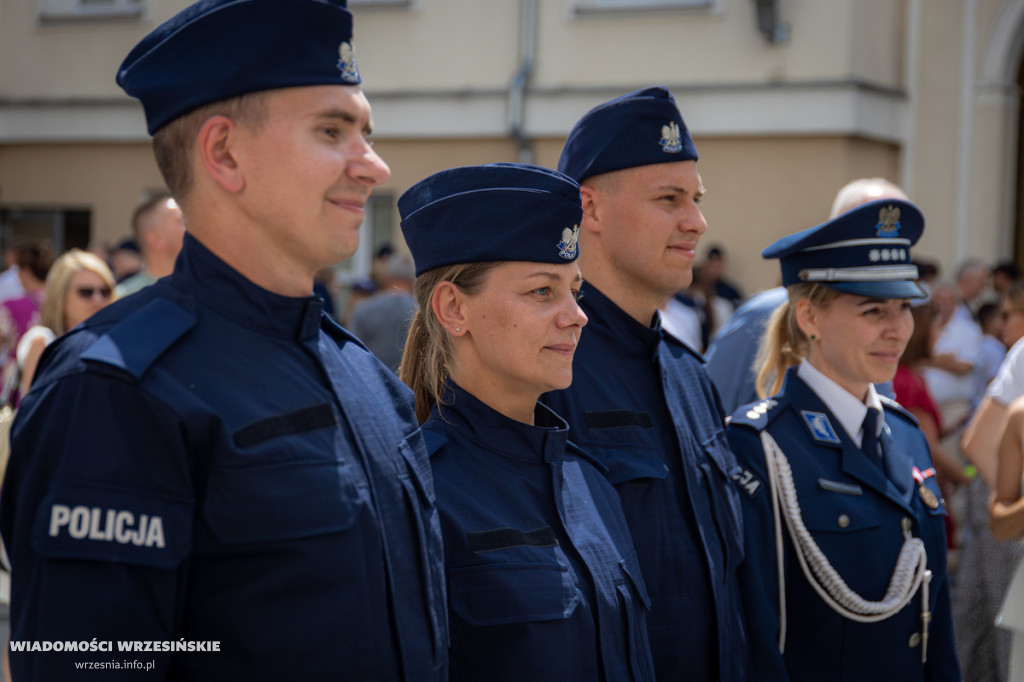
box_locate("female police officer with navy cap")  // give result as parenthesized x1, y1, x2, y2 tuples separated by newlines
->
(398, 163, 655, 681)
(725, 199, 962, 681)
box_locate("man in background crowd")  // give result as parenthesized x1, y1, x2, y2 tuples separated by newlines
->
(115, 192, 186, 298)
(348, 252, 416, 373)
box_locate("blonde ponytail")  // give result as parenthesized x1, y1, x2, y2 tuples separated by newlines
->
(754, 283, 840, 399)
(399, 262, 500, 424)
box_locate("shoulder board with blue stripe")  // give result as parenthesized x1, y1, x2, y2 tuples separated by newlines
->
(566, 439, 610, 474)
(878, 394, 920, 426)
(321, 311, 367, 348)
(660, 329, 706, 364)
(81, 298, 196, 380)
(420, 422, 449, 458)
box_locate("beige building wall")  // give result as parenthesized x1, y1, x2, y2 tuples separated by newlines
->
(0, 0, 1022, 297)
(0, 143, 163, 242)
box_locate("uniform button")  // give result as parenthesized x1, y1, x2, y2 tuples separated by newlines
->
(908, 633, 921, 648)
(902, 517, 912, 533)
(837, 514, 850, 529)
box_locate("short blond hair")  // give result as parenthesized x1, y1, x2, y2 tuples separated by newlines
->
(152, 92, 267, 203)
(41, 250, 118, 335)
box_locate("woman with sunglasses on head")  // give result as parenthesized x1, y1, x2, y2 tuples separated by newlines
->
(19, 249, 117, 394)
(399, 163, 654, 682)
(726, 199, 961, 681)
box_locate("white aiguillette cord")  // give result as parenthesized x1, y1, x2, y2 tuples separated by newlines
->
(759, 431, 932, 662)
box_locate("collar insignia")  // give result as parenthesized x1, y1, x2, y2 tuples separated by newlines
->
(801, 410, 841, 444)
(875, 204, 902, 238)
(337, 41, 360, 84)
(659, 121, 683, 153)
(558, 224, 580, 259)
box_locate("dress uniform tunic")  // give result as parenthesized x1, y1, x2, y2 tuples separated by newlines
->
(0, 234, 447, 681)
(726, 366, 961, 681)
(426, 382, 654, 682)
(542, 282, 747, 682)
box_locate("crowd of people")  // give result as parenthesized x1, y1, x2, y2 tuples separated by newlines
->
(4, 0, 1024, 680)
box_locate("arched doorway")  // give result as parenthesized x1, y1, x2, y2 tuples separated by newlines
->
(1017, 56, 1024, 266)
(978, 1, 1024, 270)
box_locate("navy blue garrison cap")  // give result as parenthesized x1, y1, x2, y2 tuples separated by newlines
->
(558, 86, 698, 183)
(117, 0, 360, 135)
(399, 163, 583, 276)
(762, 198, 927, 299)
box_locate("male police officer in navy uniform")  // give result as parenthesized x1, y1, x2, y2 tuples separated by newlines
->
(543, 87, 747, 680)
(0, 1, 447, 680)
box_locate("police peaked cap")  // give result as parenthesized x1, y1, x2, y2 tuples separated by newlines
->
(558, 86, 698, 183)
(117, 0, 360, 134)
(399, 163, 584, 276)
(762, 198, 927, 299)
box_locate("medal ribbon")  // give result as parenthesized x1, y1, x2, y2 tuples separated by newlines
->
(912, 466, 936, 484)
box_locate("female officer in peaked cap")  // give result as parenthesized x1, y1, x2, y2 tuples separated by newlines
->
(725, 199, 962, 681)
(398, 163, 655, 681)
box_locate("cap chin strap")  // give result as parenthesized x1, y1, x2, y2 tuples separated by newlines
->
(759, 431, 931, 661)
(798, 265, 920, 282)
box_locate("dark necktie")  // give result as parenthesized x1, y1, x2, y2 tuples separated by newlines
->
(862, 407, 883, 470)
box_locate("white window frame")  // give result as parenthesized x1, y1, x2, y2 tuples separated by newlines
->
(348, 0, 414, 7)
(38, 0, 144, 22)
(572, 0, 719, 15)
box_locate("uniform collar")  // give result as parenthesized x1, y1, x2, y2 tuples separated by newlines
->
(784, 366, 914, 509)
(797, 359, 883, 447)
(579, 282, 662, 358)
(170, 233, 324, 342)
(435, 380, 569, 464)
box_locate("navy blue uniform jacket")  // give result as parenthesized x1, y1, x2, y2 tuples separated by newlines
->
(0, 235, 447, 681)
(726, 368, 961, 681)
(542, 283, 747, 681)
(425, 383, 655, 681)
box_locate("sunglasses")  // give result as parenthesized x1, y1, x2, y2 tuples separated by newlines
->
(75, 286, 112, 300)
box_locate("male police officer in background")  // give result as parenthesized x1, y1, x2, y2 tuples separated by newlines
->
(0, 1, 447, 679)
(543, 87, 747, 680)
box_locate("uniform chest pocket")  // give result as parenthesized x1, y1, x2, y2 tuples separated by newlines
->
(617, 552, 655, 681)
(398, 430, 436, 507)
(202, 458, 365, 544)
(700, 431, 740, 480)
(577, 416, 667, 485)
(448, 562, 580, 626)
(800, 492, 884, 534)
(697, 431, 745, 568)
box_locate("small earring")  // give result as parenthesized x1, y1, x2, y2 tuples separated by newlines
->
(809, 334, 817, 341)
(455, 327, 461, 334)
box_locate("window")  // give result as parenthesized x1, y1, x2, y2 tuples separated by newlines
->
(38, 0, 144, 22)
(572, 0, 715, 12)
(0, 208, 91, 255)
(348, 0, 413, 7)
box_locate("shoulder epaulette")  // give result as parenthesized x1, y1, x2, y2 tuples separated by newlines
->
(660, 330, 706, 364)
(420, 422, 449, 458)
(878, 394, 920, 426)
(321, 312, 368, 349)
(81, 298, 196, 380)
(566, 439, 610, 474)
(726, 397, 783, 431)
